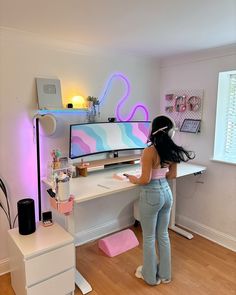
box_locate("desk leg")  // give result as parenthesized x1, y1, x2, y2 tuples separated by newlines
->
(75, 270, 93, 294)
(169, 179, 194, 240)
(65, 205, 93, 294)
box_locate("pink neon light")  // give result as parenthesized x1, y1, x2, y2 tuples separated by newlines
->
(99, 73, 149, 121)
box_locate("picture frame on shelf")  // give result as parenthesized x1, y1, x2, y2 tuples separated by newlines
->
(36, 78, 62, 109)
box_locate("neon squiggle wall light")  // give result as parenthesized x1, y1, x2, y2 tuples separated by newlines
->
(99, 73, 149, 121)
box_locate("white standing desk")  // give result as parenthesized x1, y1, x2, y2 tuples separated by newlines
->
(69, 162, 206, 239)
(169, 162, 206, 239)
(46, 162, 206, 294)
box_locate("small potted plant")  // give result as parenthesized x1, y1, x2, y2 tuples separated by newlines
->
(87, 96, 99, 107)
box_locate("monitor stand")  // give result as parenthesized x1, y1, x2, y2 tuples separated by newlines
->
(74, 154, 141, 177)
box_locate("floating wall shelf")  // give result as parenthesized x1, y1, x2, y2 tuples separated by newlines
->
(37, 108, 88, 115)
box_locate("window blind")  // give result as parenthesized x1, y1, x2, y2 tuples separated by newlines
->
(224, 74, 236, 162)
(213, 71, 236, 164)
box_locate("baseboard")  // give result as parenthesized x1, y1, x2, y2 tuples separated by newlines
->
(0, 258, 10, 275)
(176, 214, 236, 252)
(74, 215, 135, 246)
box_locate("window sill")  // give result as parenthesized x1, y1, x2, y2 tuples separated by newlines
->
(210, 158, 236, 166)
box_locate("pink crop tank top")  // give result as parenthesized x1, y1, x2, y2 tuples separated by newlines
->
(151, 167, 169, 179)
(139, 155, 169, 180)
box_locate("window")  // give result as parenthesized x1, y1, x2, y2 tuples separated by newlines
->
(213, 70, 236, 164)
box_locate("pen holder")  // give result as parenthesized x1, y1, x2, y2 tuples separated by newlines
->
(49, 195, 74, 215)
(53, 161, 60, 169)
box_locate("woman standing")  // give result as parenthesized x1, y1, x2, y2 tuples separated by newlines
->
(125, 115, 195, 285)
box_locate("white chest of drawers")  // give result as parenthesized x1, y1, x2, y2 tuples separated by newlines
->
(8, 222, 75, 295)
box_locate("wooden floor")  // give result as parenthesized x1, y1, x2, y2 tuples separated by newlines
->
(1, 226, 236, 295)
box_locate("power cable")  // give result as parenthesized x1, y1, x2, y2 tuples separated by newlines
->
(0, 177, 12, 228)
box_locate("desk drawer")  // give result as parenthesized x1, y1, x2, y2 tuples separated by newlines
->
(27, 268, 75, 295)
(25, 243, 74, 286)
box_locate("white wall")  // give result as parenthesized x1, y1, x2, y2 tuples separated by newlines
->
(160, 45, 236, 251)
(0, 28, 160, 273)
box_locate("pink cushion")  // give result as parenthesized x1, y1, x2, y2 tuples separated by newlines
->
(98, 229, 139, 257)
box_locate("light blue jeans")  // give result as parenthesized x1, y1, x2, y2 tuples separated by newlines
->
(139, 178, 173, 285)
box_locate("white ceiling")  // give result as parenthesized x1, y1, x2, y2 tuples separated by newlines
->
(1, 0, 236, 57)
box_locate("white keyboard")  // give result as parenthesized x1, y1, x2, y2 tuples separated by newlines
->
(113, 169, 141, 180)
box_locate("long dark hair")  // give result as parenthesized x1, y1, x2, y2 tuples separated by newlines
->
(148, 116, 195, 166)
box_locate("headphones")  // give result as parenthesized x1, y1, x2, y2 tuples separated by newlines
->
(152, 115, 177, 139)
(175, 95, 187, 112)
(187, 96, 201, 112)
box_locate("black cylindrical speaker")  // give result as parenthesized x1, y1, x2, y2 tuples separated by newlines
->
(17, 198, 36, 235)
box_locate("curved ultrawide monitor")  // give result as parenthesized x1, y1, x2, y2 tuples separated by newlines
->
(69, 121, 151, 159)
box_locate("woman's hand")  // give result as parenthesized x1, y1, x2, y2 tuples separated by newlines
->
(126, 174, 139, 184)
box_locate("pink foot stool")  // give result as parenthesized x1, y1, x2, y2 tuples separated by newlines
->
(98, 229, 139, 257)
